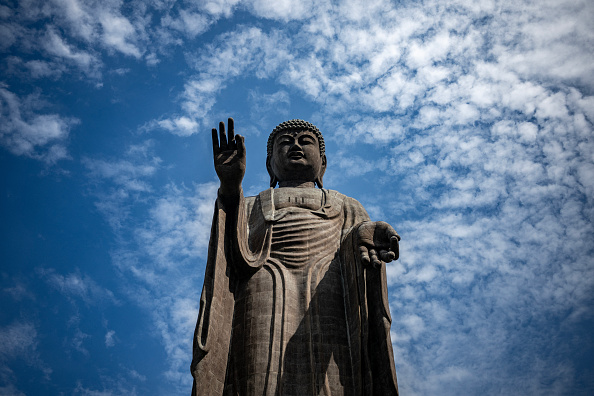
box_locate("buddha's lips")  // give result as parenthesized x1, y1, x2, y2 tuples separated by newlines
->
(288, 152, 304, 159)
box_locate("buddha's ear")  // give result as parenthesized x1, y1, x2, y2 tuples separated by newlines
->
(315, 154, 327, 189)
(266, 157, 278, 188)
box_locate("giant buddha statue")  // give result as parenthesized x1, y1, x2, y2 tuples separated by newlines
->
(191, 118, 400, 395)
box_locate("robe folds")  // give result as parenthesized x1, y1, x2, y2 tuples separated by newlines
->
(191, 187, 398, 396)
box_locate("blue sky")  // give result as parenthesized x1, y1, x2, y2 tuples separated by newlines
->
(1, 0, 593, 395)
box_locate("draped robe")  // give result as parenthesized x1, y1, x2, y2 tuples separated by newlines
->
(191, 187, 398, 396)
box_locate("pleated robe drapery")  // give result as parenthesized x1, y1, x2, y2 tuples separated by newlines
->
(191, 187, 398, 396)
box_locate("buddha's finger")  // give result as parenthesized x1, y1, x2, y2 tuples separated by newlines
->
(236, 134, 245, 157)
(380, 250, 395, 262)
(228, 118, 235, 147)
(219, 121, 228, 150)
(390, 235, 400, 258)
(359, 245, 370, 264)
(369, 249, 381, 268)
(212, 128, 220, 156)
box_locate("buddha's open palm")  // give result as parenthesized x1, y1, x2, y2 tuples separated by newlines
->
(212, 118, 246, 195)
(357, 221, 400, 267)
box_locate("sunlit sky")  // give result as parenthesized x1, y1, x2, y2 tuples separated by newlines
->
(1, 0, 593, 395)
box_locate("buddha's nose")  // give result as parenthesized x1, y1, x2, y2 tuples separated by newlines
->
(289, 142, 303, 151)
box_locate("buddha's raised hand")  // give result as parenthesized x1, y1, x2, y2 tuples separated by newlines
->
(212, 117, 246, 196)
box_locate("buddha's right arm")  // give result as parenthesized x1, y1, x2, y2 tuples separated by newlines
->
(217, 191, 264, 276)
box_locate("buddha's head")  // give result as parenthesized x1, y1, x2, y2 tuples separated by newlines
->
(266, 119, 327, 188)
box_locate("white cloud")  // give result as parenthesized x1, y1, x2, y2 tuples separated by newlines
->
(99, 11, 142, 58)
(181, 76, 225, 119)
(407, 32, 453, 69)
(0, 320, 51, 387)
(246, 0, 314, 21)
(153, 116, 200, 136)
(198, 0, 242, 18)
(0, 86, 77, 164)
(0, 22, 23, 51)
(46, 0, 146, 59)
(386, 110, 594, 391)
(105, 330, 116, 347)
(166, 0, 593, 136)
(179, 26, 292, 123)
(73, 380, 138, 396)
(51, 0, 96, 41)
(24, 59, 66, 78)
(139, 183, 217, 262)
(0, 384, 26, 396)
(493, 0, 594, 90)
(160, 10, 211, 38)
(71, 328, 90, 356)
(247, 89, 290, 131)
(332, 152, 388, 177)
(333, 115, 405, 144)
(401, 314, 425, 340)
(0, 322, 37, 360)
(82, 141, 163, 232)
(82, 156, 160, 193)
(43, 27, 101, 77)
(39, 268, 119, 306)
(0, 0, 154, 83)
(2, 281, 35, 301)
(0, 5, 12, 19)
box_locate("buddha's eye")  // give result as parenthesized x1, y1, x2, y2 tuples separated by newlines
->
(300, 136, 316, 145)
(277, 136, 294, 146)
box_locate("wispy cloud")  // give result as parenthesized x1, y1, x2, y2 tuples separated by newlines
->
(105, 330, 116, 348)
(98, 10, 143, 58)
(0, 321, 38, 360)
(42, 27, 102, 78)
(0, 384, 26, 396)
(38, 268, 119, 306)
(73, 379, 138, 396)
(141, 116, 200, 136)
(160, 10, 211, 39)
(246, 89, 290, 133)
(0, 320, 52, 391)
(83, 157, 159, 193)
(0, 85, 77, 164)
(82, 140, 162, 231)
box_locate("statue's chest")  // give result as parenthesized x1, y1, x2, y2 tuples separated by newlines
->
(268, 206, 342, 267)
(248, 188, 344, 261)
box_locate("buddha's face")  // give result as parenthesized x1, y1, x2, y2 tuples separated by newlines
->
(268, 130, 325, 185)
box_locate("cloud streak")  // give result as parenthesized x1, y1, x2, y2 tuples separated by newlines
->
(0, 85, 77, 164)
(0, 320, 52, 393)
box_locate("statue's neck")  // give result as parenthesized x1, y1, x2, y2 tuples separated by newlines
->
(278, 181, 315, 188)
